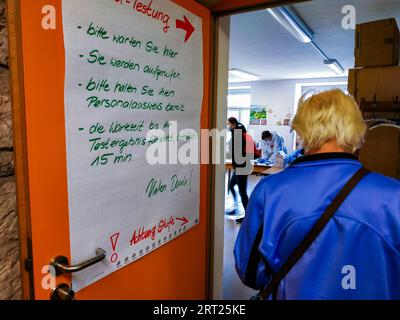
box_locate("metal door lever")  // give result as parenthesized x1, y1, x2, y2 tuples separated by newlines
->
(50, 248, 106, 276)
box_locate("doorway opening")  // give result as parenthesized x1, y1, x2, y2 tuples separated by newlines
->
(214, 0, 400, 300)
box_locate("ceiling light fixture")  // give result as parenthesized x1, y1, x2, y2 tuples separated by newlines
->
(266, 6, 314, 43)
(323, 59, 345, 75)
(229, 69, 260, 82)
(228, 86, 252, 90)
(267, 6, 346, 75)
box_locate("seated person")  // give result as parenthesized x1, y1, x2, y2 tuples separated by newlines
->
(257, 131, 288, 164)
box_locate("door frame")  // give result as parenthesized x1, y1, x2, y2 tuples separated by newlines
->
(7, 0, 35, 300)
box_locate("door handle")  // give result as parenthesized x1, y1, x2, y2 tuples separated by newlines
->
(50, 248, 106, 276)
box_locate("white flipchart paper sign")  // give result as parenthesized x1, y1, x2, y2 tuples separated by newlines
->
(62, 0, 203, 291)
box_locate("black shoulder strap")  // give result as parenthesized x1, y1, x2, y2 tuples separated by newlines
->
(260, 167, 370, 300)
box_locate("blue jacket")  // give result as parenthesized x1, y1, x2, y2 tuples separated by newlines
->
(234, 153, 400, 300)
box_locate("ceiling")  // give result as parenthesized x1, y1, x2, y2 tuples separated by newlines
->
(229, 0, 400, 81)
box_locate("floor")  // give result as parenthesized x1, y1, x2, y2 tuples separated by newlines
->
(223, 173, 262, 300)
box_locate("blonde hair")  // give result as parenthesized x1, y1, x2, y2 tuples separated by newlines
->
(292, 89, 367, 153)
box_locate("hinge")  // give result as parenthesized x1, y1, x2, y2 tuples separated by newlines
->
(26, 238, 36, 299)
(24, 257, 33, 271)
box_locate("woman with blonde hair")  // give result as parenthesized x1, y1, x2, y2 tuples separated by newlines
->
(235, 89, 400, 300)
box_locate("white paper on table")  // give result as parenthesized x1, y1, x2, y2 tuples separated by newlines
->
(62, 0, 203, 292)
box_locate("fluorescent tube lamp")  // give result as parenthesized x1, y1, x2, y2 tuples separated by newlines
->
(229, 69, 260, 82)
(228, 86, 251, 90)
(267, 6, 345, 76)
(266, 6, 314, 43)
(324, 59, 345, 75)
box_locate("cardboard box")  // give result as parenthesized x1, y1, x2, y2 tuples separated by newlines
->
(359, 125, 400, 179)
(355, 18, 400, 68)
(348, 66, 400, 104)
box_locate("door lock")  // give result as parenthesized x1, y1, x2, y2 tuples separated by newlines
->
(51, 283, 75, 300)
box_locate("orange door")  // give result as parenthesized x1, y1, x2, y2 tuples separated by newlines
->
(11, 0, 211, 300)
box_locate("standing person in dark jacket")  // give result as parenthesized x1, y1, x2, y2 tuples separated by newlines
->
(227, 117, 249, 220)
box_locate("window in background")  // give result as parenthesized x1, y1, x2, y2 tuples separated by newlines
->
(301, 83, 348, 96)
(226, 88, 251, 156)
(294, 82, 348, 113)
(228, 87, 251, 128)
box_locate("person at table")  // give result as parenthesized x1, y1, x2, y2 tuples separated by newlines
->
(226, 117, 250, 217)
(257, 131, 288, 164)
(234, 89, 400, 300)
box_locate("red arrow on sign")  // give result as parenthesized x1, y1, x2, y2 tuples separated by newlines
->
(176, 15, 195, 43)
(176, 217, 189, 227)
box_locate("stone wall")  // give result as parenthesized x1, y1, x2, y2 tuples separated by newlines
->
(0, 0, 23, 300)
